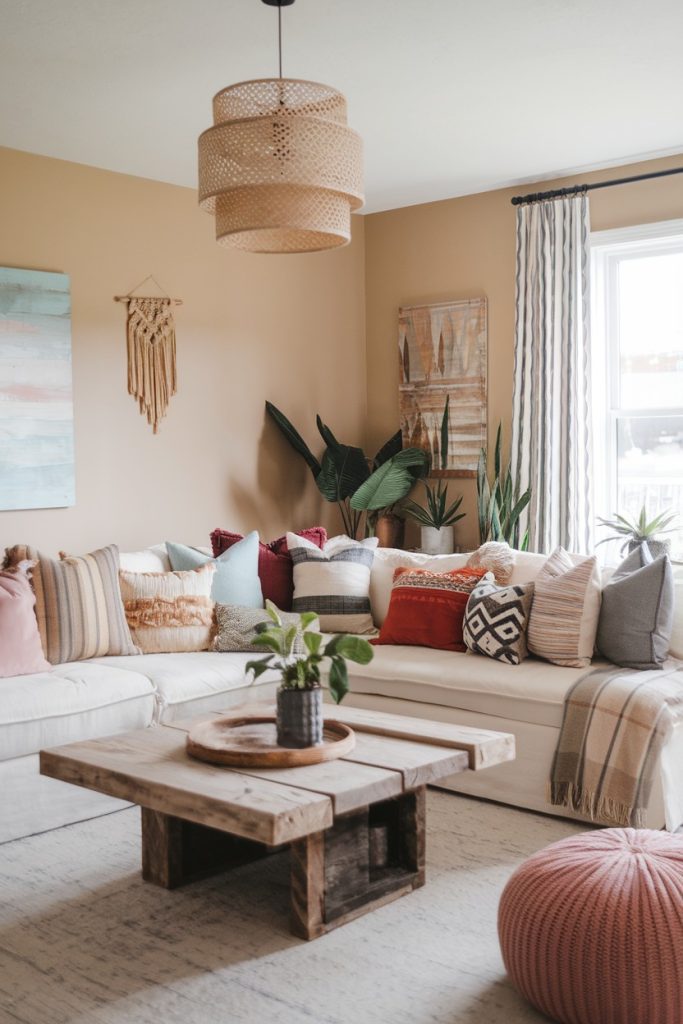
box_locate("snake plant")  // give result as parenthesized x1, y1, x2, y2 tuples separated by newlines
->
(477, 423, 531, 550)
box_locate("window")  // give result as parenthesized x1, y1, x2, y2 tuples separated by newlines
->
(591, 220, 683, 562)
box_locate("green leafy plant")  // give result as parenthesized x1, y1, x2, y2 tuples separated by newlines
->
(245, 601, 374, 705)
(477, 423, 531, 550)
(265, 401, 428, 537)
(596, 506, 678, 554)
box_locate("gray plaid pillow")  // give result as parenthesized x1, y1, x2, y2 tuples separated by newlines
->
(463, 578, 534, 665)
(213, 604, 317, 654)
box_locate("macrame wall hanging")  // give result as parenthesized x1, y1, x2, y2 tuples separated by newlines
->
(114, 276, 182, 434)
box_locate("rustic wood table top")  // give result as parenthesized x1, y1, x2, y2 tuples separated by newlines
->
(40, 703, 515, 939)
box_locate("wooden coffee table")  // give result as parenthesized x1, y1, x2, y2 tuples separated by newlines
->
(40, 704, 514, 940)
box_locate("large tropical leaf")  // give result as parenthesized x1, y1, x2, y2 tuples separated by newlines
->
(350, 455, 419, 511)
(392, 446, 430, 479)
(372, 430, 403, 469)
(265, 402, 321, 477)
(316, 446, 370, 503)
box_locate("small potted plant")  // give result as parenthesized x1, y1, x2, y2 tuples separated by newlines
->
(246, 602, 374, 748)
(596, 505, 678, 558)
(403, 479, 466, 555)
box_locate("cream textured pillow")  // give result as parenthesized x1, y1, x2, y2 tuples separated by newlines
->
(119, 564, 216, 653)
(527, 547, 601, 667)
(467, 542, 515, 584)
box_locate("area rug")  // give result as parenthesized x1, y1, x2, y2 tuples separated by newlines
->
(0, 792, 585, 1024)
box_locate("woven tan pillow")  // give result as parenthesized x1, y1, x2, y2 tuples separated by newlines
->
(119, 564, 216, 653)
(467, 542, 515, 584)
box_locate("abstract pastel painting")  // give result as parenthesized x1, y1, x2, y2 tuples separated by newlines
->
(0, 268, 75, 510)
(398, 298, 487, 477)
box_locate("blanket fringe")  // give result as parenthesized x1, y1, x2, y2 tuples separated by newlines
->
(546, 780, 645, 828)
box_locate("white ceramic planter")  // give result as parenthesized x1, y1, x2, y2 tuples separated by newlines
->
(421, 525, 454, 555)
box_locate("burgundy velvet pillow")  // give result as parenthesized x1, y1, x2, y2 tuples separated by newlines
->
(210, 527, 327, 611)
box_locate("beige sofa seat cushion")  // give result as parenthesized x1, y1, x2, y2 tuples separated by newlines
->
(0, 662, 155, 762)
(346, 645, 604, 729)
(90, 652, 278, 721)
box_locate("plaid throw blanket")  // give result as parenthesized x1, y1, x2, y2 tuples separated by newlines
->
(550, 662, 683, 827)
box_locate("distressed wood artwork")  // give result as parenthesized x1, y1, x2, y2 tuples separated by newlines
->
(399, 298, 487, 477)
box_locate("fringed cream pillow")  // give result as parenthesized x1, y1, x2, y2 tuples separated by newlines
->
(527, 547, 601, 667)
(467, 542, 515, 584)
(119, 564, 216, 653)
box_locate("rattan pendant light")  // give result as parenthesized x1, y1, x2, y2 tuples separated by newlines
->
(198, 0, 363, 254)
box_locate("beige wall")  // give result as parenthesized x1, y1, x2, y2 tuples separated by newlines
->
(364, 154, 683, 550)
(0, 147, 367, 554)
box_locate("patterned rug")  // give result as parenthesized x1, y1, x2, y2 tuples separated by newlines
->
(0, 792, 585, 1024)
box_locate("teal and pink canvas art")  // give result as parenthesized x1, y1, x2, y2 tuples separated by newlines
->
(0, 267, 75, 510)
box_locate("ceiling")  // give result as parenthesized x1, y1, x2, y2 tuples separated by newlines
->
(2, 0, 682, 214)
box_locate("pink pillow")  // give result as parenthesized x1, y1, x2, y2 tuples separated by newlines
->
(210, 527, 327, 611)
(0, 564, 51, 678)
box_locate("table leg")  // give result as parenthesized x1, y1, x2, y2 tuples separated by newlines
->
(289, 786, 426, 940)
(141, 807, 271, 889)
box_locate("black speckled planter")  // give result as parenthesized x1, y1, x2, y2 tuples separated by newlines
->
(276, 687, 323, 748)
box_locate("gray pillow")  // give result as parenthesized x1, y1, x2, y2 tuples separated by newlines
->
(463, 578, 534, 665)
(596, 543, 674, 669)
(213, 604, 318, 654)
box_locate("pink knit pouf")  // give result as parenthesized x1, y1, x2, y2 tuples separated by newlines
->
(498, 828, 683, 1024)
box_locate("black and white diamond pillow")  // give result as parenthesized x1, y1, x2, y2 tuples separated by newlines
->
(463, 577, 534, 665)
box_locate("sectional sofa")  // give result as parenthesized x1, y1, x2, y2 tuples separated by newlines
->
(2, 543, 682, 845)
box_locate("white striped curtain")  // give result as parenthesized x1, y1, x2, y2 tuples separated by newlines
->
(511, 194, 593, 554)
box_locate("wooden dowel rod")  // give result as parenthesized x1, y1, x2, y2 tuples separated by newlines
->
(114, 296, 183, 305)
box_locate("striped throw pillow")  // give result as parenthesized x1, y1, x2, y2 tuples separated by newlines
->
(119, 564, 216, 653)
(287, 533, 379, 634)
(527, 547, 601, 667)
(3, 543, 139, 664)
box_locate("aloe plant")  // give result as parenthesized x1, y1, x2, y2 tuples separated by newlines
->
(265, 402, 428, 538)
(404, 480, 465, 529)
(596, 506, 678, 554)
(477, 424, 531, 550)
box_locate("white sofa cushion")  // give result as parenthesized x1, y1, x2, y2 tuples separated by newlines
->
(0, 662, 155, 762)
(90, 652, 278, 721)
(370, 548, 469, 626)
(346, 645, 603, 729)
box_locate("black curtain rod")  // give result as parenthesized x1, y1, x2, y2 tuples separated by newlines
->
(511, 165, 683, 206)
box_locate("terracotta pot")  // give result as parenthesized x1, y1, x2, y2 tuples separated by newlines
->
(276, 686, 323, 748)
(376, 513, 405, 549)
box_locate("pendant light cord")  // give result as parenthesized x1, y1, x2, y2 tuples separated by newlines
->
(278, 3, 282, 77)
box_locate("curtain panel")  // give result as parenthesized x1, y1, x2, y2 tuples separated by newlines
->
(511, 194, 593, 554)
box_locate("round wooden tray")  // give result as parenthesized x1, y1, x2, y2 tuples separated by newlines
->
(186, 715, 356, 768)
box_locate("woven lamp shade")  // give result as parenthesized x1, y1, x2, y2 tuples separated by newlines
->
(498, 828, 683, 1024)
(198, 78, 363, 253)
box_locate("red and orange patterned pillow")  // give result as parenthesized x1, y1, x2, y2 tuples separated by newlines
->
(372, 566, 489, 652)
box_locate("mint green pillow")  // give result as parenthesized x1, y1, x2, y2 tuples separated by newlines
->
(165, 533, 263, 608)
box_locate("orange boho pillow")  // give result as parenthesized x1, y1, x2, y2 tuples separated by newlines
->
(372, 566, 489, 652)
